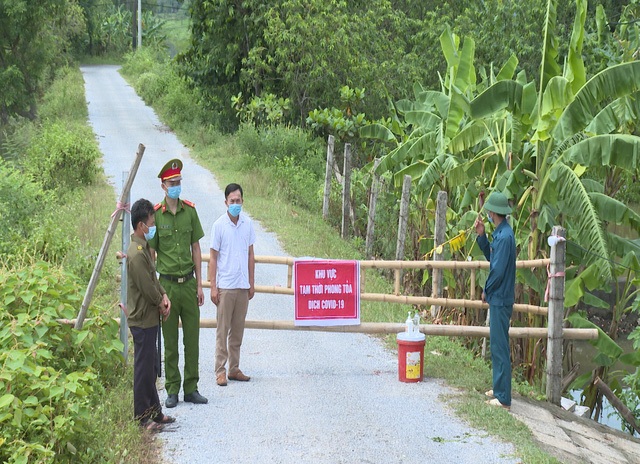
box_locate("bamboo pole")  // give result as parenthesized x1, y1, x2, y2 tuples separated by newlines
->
(323, 135, 334, 220)
(365, 158, 381, 258)
(341, 143, 352, 239)
(200, 254, 550, 271)
(57, 318, 598, 340)
(75, 144, 145, 329)
(546, 226, 566, 406)
(230, 284, 548, 316)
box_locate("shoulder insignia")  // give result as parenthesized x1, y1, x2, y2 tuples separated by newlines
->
(154, 202, 162, 211)
(183, 199, 196, 208)
(137, 245, 143, 250)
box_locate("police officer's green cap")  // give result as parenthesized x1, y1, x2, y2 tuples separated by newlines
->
(483, 191, 512, 215)
(158, 159, 183, 181)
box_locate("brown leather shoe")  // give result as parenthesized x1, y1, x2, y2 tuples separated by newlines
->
(216, 372, 227, 386)
(228, 370, 251, 382)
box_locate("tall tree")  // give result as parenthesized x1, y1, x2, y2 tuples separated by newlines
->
(0, 0, 85, 123)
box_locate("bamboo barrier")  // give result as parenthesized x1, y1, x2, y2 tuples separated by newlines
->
(202, 254, 550, 271)
(57, 318, 599, 340)
(197, 254, 552, 316)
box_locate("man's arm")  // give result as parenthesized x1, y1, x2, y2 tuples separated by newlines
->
(129, 254, 165, 309)
(192, 240, 204, 306)
(248, 244, 255, 300)
(209, 248, 219, 305)
(484, 234, 509, 296)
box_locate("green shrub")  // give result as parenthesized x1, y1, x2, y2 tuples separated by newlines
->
(24, 121, 100, 191)
(0, 261, 124, 463)
(39, 67, 88, 124)
(136, 71, 167, 105)
(0, 158, 51, 258)
(237, 123, 325, 177)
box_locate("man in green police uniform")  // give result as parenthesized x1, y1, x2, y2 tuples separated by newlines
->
(148, 159, 208, 408)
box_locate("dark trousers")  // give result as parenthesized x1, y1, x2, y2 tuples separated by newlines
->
(489, 304, 513, 406)
(130, 325, 163, 424)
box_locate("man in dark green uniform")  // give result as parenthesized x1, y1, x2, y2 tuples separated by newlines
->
(148, 159, 208, 408)
(126, 198, 175, 430)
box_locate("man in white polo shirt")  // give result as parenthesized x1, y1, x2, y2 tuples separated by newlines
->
(209, 183, 256, 386)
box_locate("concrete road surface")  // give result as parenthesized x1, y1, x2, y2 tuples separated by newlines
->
(81, 64, 517, 464)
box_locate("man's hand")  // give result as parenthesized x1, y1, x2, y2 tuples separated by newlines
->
(210, 287, 220, 306)
(248, 285, 255, 300)
(161, 294, 171, 321)
(197, 285, 205, 306)
(474, 214, 485, 236)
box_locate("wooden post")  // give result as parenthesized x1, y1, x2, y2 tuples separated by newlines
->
(396, 175, 411, 261)
(394, 175, 412, 295)
(75, 144, 145, 329)
(365, 158, 381, 258)
(323, 135, 335, 220)
(546, 225, 566, 405)
(431, 191, 447, 318)
(341, 143, 352, 239)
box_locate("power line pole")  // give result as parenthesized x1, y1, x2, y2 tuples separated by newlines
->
(137, 0, 142, 49)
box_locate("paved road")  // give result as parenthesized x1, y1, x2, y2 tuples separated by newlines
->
(81, 65, 518, 464)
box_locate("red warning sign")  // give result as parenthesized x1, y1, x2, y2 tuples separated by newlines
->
(294, 259, 360, 326)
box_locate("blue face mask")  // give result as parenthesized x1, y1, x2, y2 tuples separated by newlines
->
(228, 204, 242, 217)
(167, 185, 181, 199)
(144, 224, 156, 241)
(487, 213, 494, 224)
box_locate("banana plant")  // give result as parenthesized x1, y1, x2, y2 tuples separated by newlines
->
(360, 26, 510, 213)
(470, 0, 640, 280)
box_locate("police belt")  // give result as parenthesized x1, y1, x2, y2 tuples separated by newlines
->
(159, 271, 194, 284)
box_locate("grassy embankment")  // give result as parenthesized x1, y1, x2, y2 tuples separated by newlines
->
(115, 43, 560, 461)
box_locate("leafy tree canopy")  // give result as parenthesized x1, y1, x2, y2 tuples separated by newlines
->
(0, 0, 85, 122)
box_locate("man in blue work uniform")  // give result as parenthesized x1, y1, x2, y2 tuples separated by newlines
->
(474, 191, 516, 410)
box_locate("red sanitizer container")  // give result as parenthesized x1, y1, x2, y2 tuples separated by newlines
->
(397, 331, 426, 382)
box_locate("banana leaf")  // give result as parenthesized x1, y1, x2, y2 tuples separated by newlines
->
(470, 81, 523, 119)
(563, 134, 640, 171)
(359, 123, 396, 143)
(553, 61, 640, 141)
(415, 91, 450, 118)
(393, 160, 428, 187)
(566, 0, 587, 94)
(585, 91, 640, 135)
(566, 312, 623, 367)
(588, 192, 640, 230)
(549, 162, 612, 279)
(404, 111, 441, 130)
(540, 0, 562, 95)
(449, 121, 487, 154)
(496, 54, 518, 81)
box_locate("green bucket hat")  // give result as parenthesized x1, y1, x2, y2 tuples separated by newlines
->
(484, 191, 512, 215)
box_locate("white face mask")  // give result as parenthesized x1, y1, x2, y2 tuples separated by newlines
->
(143, 223, 156, 240)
